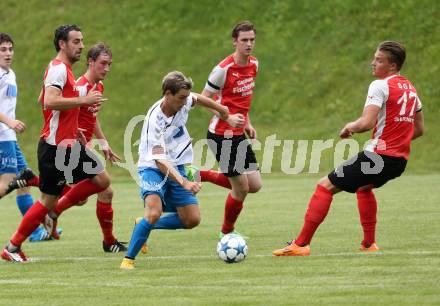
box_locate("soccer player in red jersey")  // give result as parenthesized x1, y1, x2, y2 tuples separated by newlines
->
(47, 42, 126, 252)
(1, 25, 110, 262)
(200, 21, 261, 238)
(0, 33, 53, 242)
(273, 41, 424, 256)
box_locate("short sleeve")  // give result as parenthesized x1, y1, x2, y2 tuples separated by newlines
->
(251, 58, 259, 72)
(415, 95, 422, 112)
(204, 65, 226, 93)
(186, 94, 195, 110)
(0, 71, 8, 90)
(364, 80, 388, 108)
(44, 63, 67, 90)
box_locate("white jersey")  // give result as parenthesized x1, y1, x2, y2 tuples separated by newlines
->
(138, 95, 194, 169)
(0, 67, 17, 141)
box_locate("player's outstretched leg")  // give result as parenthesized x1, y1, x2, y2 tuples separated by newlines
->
(134, 217, 149, 254)
(121, 218, 153, 269)
(357, 189, 380, 252)
(2, 200, 49, 262)
(3, 168, 39, 197)
(46, 174, 109, 239)
(134, 213, 186, 255)
(199, 169, 231, 189)
(273, 184, 334, 256)
(16, 193, 59, 242)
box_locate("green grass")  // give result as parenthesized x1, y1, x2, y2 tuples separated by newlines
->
(1, 174, 439, 305)
(1, 0, 439, 175)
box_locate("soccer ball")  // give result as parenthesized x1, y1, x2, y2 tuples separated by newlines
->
(216, 234, 248, 263)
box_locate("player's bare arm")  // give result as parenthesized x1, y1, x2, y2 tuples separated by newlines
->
(412, 111, 424, 140)
(340, 105, 381, 138)
(200, 88, 245, 128)
(244, 115, 257, 139)
(191, 92, 229, 120)
(44, 84, 106, 110)
(0, 112, 25, 133)
(155, 157, 201, 195)
(93, 118, 121, 162)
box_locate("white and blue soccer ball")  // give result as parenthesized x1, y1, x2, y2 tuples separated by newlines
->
(216, 234, 248, 263)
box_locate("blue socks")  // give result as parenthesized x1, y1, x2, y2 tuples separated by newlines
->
(126, 214, 186, 259)
(126, 218, 153, 259)
(16, 194, 34, 216)
(153, 213, 185, 230)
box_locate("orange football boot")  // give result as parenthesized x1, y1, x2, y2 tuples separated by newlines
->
(273, 242, 311, 256)
(360, 243, 380, 252)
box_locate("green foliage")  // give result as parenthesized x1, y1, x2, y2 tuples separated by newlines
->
(2, 0, 439, 177)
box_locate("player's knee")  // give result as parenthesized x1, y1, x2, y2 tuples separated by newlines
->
(238, 188, 249, 199)
(318, 176, 332, 188)
(248, 181, 262, 193)
(146, 211, 161, 224)
(0, 183, 8, 195)
(183, 215, 201, 229)
(99, 187, 113, 202)
(95, 172, 111, 189)
(234, 182, 249, 196)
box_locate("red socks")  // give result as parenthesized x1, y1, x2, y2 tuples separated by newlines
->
(295, 185, 333, 246)
(10, 201, 48, 247)
(96, 200, 116, 245)
(27, 176, 40, 187)
(60, 184, 72, 197)
(200, 170, 231, 189)
(221, 193, 243, 234)
(356, 190, 377, 247)
(54, 179, 106, 216)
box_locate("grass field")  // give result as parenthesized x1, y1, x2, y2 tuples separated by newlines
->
(0, 174, 439, 305)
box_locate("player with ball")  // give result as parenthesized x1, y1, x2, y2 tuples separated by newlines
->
(121, 71, 243, 269)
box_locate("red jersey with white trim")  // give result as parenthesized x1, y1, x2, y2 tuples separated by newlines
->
(364, 74, 422, 160)
(40, 59, 79, 146)
(204, 54, 258, 135)
(76, 75, 104, 143)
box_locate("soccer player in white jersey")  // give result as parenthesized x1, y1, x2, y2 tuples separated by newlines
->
(273, 41, 424, 256)
(121, 71, 242, 269)
(0, 33, 53, 242)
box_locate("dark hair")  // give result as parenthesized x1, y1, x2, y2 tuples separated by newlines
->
(162, 71, 193, 95)
(378, 41, 406, 71)
(53, 24, 81, 52)
(0, 32, 14, 46)
(232, 21, 256, 39)
(87, 42, 112, 63)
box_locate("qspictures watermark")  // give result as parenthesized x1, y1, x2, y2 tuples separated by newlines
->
(53, 115, 386, 190)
